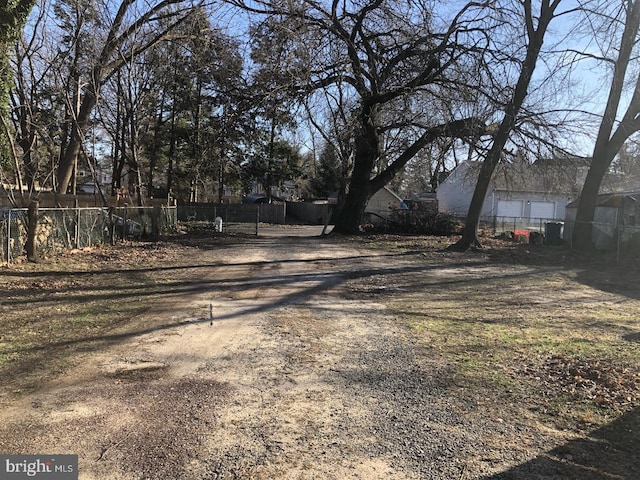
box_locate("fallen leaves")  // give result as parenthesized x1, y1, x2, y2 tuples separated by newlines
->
(518, 353, 640, 412)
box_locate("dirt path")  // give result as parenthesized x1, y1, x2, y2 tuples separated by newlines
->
(1, 230, 636, 479)
(0, 232, 432, 479)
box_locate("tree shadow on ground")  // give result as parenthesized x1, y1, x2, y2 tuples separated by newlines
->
(481, 407, 640, 480)
(575, 267, 640, 302)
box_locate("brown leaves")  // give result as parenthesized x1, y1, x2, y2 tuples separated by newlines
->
(519, 354, 640, 412)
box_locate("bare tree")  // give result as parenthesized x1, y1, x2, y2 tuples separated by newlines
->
(95, 6, 247, 203)
(0, 0, 38, 165)
(7, 0, 69, 202)
(302, 83, 357, 203)
(572, 0, 640, 250)
(8, 2, 49, 195)
(451, 0, 571, 251)
(54, 0, 205, 195)
(230, 0, 499, 233)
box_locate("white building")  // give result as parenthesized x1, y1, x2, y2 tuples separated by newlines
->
(436, 158, 589, 222)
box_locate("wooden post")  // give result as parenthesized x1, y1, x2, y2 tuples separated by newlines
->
(108, 207, 116, 245)
(151, 205, 160, 239)
(5, 210, 10, 263)
(74, 198, 80, 248)
(26, 200, 39, 262)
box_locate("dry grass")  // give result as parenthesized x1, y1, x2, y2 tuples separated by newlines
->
(0, 241, 196, 396)
(349, 235, 640, 430)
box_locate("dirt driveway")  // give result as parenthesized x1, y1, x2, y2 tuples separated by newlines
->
(0, 227, 638, 479)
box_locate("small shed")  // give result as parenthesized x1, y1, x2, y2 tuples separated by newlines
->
(564, 192, 640, 249)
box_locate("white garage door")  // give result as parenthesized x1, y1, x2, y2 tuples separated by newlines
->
(530, 201, 555, 219)
(497, 200, 523, 217)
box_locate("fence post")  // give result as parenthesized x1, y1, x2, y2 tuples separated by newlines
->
(5, 210, 10, 264)
(108, 207, 116, 245)
(26, 200, 39, 262)
(75, 204, 81, 249)
(151, 205, 160, 239)
(616, 225, 621, 264)
(123, 205, 128, 240)
(256, 207, 260, 235)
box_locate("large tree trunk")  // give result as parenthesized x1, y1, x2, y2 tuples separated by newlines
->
(454, 156, 496, 250)
(572, 0, 640, 251)
(57, 89, 98, 193)
(332, 106, 379, 234)
(332, 113, 491, 233)
(332, 174, 371, 234)
(572, 148, 612, 250)
(572, 130, 636, 249)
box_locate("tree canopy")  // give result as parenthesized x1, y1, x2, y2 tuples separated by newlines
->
(2, 0, 640, 245)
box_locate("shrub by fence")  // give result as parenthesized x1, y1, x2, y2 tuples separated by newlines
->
(1, 205, 177, 264)
(363, 208, 461, 235)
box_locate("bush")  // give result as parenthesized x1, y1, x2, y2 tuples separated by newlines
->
(363, 210, 462, 235)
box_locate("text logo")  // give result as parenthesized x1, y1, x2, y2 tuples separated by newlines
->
(0, 455, 77, 479)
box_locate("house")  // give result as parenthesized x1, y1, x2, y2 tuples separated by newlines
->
(436, 157, 589, 224)
(77, 164, 112, 195)
(366, 186, 405, 217)
(564, 192, 640, 250)
(326, 185, 405, 218)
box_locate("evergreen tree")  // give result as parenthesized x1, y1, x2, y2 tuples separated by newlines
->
(308, 143, 342, 199)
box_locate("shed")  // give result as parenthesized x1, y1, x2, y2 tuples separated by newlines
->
(564, 192, 640, 250)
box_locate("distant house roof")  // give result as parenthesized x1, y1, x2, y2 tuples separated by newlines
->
(442, 156, 590, 196)
(378, 185, 404, 202)
(329, 185, 402, 201)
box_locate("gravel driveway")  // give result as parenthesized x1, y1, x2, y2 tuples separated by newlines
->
(0, 228, 637, 479)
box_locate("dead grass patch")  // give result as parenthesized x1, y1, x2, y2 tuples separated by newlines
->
(0, 241, 201, 398)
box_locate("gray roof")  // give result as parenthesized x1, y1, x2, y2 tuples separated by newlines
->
(450, 156, 589, 195)
(566, 192, 640, 208)
(448, 155, 640, 196)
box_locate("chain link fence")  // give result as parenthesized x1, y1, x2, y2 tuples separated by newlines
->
(1, 209, 26, 263)
(1, 205, 177, 264)
(482, 216, 559, 235)
(485, 216, 640, 261)
(564, 219, 640, 257)
(479, 216, 564, 244)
